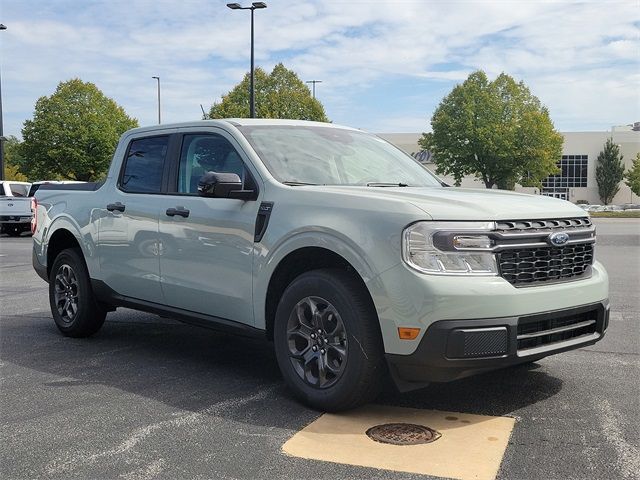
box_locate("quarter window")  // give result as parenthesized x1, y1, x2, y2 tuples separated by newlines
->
(120, 136, 169, 193)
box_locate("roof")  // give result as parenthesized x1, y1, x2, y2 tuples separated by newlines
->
(125, 119, 357, 136)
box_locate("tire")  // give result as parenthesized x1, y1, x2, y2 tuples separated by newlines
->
(6, 225, 23, 237)
(48, 248, 106, 337)
(274, 268, 385, 411)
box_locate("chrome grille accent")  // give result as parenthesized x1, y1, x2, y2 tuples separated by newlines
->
(517, 309, 598, 351)
(496, 217, 591, 232)
(498, 243, 593, 285)
(493, 217, 594, 286)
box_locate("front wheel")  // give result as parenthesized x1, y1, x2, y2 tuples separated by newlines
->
(49, 248, 106, 337)
(274, 269, 385, 411)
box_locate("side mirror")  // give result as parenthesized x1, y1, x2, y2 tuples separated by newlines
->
(197, 171, 257, 200)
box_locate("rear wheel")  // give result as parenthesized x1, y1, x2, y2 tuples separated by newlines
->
(274, 269, 385, 411)
(49, 248, 106, 337)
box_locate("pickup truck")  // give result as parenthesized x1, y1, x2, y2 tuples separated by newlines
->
(0, 180, 32, 236)
(32, 119, 609, 411)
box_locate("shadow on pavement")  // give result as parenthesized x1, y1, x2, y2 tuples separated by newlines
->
(1, 311, 563, 425)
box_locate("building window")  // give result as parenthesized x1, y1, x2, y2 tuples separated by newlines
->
(542, 155, 588, 190)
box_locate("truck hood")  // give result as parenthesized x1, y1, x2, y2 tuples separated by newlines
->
(313, 186, 587, 220)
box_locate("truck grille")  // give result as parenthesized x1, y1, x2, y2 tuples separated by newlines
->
(492, 217, 595, 286)
(498, 243, 593, 285)
(517, 309, 598, 352)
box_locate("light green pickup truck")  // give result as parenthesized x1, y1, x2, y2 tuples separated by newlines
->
(32, 119, 609, 411)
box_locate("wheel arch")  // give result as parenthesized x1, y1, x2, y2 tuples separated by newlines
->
(46, 228, 82, 278)
(263, 246, 379, 341)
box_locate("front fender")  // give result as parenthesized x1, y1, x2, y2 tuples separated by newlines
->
(252, 228, 396, 330)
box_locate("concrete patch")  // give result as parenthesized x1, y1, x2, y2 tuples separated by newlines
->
(283, 404, 515, 480)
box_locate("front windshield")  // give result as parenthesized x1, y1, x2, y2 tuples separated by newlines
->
(238, 125, 442, 187)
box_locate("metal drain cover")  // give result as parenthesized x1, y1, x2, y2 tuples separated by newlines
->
(366, 423, 441, 446)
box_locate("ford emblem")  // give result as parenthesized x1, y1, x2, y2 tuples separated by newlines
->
(548, 232, 569, 246)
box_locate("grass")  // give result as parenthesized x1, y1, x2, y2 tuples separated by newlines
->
(590, 210, 640, 218)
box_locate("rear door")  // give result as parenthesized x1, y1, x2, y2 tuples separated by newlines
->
(97, 133, 174, 304)
(157, 129, 262, 325)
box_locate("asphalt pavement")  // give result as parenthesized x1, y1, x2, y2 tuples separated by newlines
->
(1, 218, 638, 480)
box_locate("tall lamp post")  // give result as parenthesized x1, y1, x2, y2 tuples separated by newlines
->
(0, 23, 7, 181)
(305, 80, 322, 99)
(226, 2, 267, 118)
(151, 76, 161, 124)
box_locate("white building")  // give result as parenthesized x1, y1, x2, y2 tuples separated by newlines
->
(378, 127, 640, 205)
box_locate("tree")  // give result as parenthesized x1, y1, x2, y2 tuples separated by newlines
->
(21, 79, 138, 181)
(624, 152, 640, 198)
(4, 164, 28, 182)
(3, 135, 29, 181)
(595, 138, 625, 205)
(210, 63, 328, 121)
(419, 71, 563, 189)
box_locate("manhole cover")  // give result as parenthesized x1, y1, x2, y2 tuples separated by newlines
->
(365, 423, 441, 446)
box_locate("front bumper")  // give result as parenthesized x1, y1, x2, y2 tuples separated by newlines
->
(386, 300, 609, 390)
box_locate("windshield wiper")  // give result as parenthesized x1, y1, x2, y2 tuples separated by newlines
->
(366, 182, 410, 187)
(282, 181, 319, 186)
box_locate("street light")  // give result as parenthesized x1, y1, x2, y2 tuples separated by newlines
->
(226, 2, 267, 118)
(305, 80, 322, 99)
(0, 23, 7, 181)
(151, 76, 161, 124)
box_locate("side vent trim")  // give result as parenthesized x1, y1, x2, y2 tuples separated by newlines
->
(254, 202, 274, 242)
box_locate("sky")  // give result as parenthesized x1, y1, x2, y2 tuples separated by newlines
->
(1, 0, 639, 138)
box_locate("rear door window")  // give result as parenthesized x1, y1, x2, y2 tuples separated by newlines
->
(119, 136, 169, 193)
(8, 183, 30, 197)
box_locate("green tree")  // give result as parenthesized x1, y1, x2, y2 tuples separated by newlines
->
(4, 164, 28, 182)
(624, 152, 640, 198)
(595, 138, 625, 205)
(3, 135, 29, 180)
(21, 79, 138, 181)
(210, 63, 328, 121)
(419, 71, 562, 189)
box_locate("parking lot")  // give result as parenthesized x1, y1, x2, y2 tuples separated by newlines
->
(1, 218, 638, 480)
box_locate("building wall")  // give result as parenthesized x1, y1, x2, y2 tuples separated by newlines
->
(378, 130, 640, 205)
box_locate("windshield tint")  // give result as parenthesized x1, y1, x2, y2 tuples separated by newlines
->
(238, 125, 441, 187)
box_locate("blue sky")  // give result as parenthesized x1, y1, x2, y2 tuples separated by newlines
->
(1, 0, 639, 138)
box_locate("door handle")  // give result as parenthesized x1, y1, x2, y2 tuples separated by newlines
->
(166, 206, 190, 218)
(106, 202, 126, 212)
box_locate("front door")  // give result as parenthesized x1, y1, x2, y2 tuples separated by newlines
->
(158, 131, 261, 325)
(97, 134, 171, 304)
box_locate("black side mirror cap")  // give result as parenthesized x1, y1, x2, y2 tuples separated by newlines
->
(197, 171, 257, 200)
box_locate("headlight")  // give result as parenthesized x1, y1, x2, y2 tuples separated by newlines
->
(402, 221, 498, 275)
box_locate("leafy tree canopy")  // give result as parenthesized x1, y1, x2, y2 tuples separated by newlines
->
(419, 70, 563, 189)
(595, 138, 625, 205)
(624, 152, 640, 198)
(3, 135, 28, 181)
(210, 63, 329, 122)
(21, 79, 138, 181)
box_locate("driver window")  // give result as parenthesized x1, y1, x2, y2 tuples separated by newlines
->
(178, 134, 250, 194)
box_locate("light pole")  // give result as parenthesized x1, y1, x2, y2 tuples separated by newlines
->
(226, 2, 267, 118)
(0, 23, 7, 181)
(151, 76, 161, 124)
(305, 80, 322, 99)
